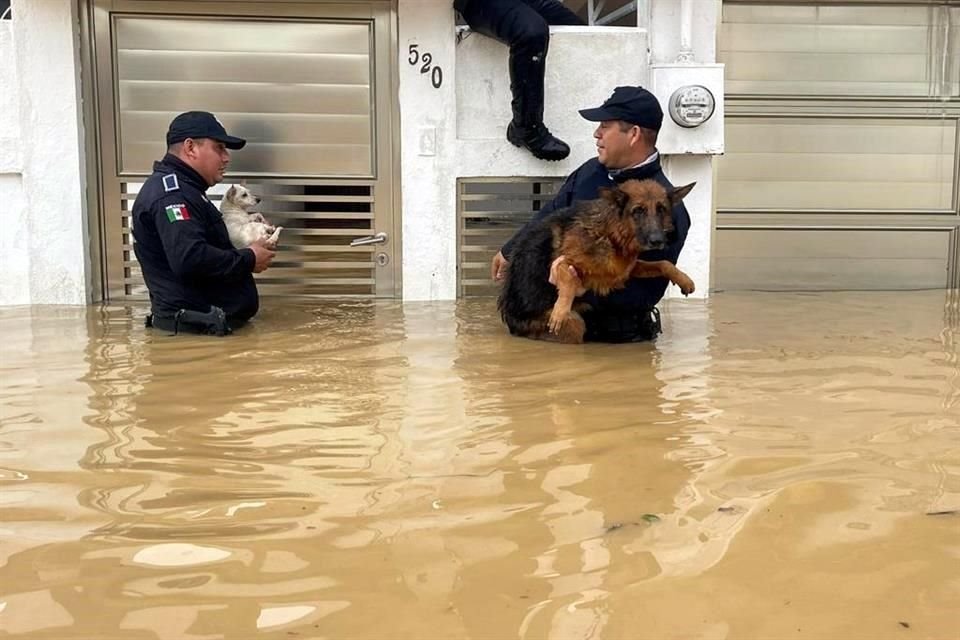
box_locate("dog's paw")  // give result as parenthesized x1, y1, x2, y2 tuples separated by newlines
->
(675, 274, 696, 296)
(263, 226, 283, 250)
(249, 213, 267, 224)
(548, 308, 569, 334)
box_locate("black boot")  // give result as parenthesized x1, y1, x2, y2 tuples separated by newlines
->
(506, 47, 570, 161)
(637, 307, 662, 340)
(507, 121, 570, 161)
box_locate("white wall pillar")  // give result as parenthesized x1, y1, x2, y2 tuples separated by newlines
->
(1, 0, 90, 306)
(650, 0, 722, 298)
(397, 1, 460, 301)
(661, 155, 714, 299)
(0, 19, 30, 306)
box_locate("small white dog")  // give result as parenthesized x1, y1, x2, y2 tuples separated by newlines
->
(219, 184, 282, 249)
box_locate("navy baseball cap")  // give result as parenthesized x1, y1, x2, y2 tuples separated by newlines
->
(579, 86, 664, 131)
(166, 111, 246, 149)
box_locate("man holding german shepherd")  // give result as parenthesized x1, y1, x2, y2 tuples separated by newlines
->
(491, 86, 692, 343)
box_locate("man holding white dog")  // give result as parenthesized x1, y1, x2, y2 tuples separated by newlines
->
(132, 111, 276, 336)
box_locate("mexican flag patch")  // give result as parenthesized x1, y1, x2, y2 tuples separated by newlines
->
(165, 204, 191, 222)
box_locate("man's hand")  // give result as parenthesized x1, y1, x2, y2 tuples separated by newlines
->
(491, 251, 509, 282)
(549, 255, 584, 292)
(248, 239, 276, 273)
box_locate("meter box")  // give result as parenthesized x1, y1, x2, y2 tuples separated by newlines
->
(650, 64, 724, 155)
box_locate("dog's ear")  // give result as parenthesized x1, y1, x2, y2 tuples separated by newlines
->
(224, 185, 237, 200)
(668, 182, 696, 206)
(598, 186, 628, 211)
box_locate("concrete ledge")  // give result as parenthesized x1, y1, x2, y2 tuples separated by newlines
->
(454, 28, 651, 177)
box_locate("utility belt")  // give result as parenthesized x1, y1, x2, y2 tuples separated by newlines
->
(583, 307, 662, 343)
(145, 305, 231, 336)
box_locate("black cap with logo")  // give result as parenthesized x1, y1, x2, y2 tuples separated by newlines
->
(166, 111, 247, 149)
(579, 86, 664, 131)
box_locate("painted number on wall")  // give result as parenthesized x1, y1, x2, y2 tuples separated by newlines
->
(408, 44, 443, 89)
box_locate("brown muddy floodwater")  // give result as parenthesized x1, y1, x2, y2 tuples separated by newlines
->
(1, 291, 958, 640)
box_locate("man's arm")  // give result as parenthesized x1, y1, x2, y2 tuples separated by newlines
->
(153, 199, 266, 279)
(491, 165, 585, 281)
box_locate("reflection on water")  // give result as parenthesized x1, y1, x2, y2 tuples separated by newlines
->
(0, 292, 958, 639)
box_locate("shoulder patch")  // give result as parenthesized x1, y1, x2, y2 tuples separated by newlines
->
(164, 203, 191, 223)
(162, 174, 180, 192)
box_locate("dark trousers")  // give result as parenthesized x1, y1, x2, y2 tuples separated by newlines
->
(145, 305, 234, 336)
(582, 307, 662, 343)
(454, 0, 584, 128)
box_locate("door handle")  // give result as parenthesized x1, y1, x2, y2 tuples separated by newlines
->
(350, 232, 388, 247)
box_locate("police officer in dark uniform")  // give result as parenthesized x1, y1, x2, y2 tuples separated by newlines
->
(132, 111, 276, 336)
(454, 0, 585, 161)
(492, 86, 692, 342)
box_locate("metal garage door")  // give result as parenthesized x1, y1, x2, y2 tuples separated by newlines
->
(84, 0, 400, 300)
(716, 1, 960, 290)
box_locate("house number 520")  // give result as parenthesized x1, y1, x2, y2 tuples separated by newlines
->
(408, 44, 443, 89)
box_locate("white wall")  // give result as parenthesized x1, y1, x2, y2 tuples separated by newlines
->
(398, 0, 722, 301)
(0, 20, 29, 306)
(0, 0, 89, 306)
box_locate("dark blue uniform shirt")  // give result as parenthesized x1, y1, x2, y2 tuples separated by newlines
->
(501, 154, 691, 313)
(131, 154, 259, 323)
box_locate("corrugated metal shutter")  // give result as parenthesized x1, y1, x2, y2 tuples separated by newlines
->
(716, 2, 960, 291)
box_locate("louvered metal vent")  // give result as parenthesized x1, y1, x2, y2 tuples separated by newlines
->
(457, 177, 564, 298)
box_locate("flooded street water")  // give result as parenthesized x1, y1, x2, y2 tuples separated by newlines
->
(1, 291, 958, 640)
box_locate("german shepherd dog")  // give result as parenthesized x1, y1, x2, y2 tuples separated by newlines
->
(497, 179, 696, 344)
